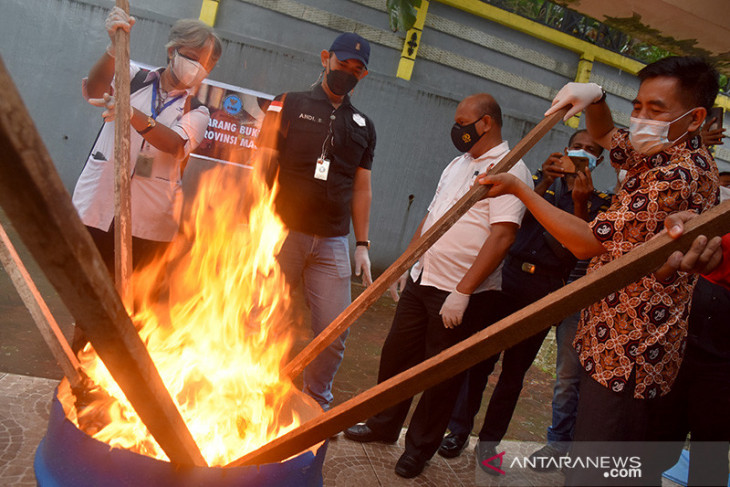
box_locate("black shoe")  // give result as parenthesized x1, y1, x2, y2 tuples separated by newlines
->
(528, 443, 568, 472)
(394, 452, 426, 478)
(475, 441, 503, 476)
(343, 423, 398, 444)
(437, 432, 468, 458)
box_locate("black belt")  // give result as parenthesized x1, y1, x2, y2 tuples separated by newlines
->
(506, 256, 567, 279)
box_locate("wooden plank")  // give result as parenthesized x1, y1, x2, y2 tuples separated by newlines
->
(233, 200, 730, 466)
(114, 0, 133, 307)
(0, 55, 206, 467)
(282, 107, 568, 380)
(0, 223, 84, 389)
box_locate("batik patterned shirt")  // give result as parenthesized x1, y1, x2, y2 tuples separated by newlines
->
(574, 130, 719, 399)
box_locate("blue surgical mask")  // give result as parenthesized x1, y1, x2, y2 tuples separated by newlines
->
(567, 149, 599, 171)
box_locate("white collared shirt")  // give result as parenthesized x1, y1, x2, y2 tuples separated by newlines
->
(411, 141, 533, 293)
(72, 63, 209, 241)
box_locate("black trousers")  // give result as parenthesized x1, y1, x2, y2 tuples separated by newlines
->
(448, 326, 551, 442)
(565, 370, 678, 486)
(660, 346, 730, 486)
(85, 224, 170, 276)
(447, 262, 564, 443)
(365, 276, 506, 461)
(73, 225, 170, 352)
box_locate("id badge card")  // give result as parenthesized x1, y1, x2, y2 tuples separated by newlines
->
(135, 146, 154, 178)
(314, 157, 330, 181)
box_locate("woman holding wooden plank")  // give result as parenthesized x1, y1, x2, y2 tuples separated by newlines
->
(72, 8, 221, 274)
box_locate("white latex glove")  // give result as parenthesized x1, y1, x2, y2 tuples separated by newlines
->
(439, 290, 470, 329)
(354, 246, 373, 287)
(105, 6, 135, 42)
(545, 82, 603, 121)
(388, 270, 409, 302)
(88, 93, 133, 122)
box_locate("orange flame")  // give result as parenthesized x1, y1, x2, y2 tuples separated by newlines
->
(62, 163, 314, 466)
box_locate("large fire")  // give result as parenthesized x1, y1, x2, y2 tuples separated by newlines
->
(58, 163, 314, 466)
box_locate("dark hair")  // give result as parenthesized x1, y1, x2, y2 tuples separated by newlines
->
(638, 56, 719, 111)
(568, 129, 604, 156)
(720, 171, 730, 177)
(568, 129, 587, 147)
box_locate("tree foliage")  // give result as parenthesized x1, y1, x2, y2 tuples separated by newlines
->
(386, 0, 422, 32)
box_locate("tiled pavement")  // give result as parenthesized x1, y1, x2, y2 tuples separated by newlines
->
(323, 433, 565, 486)
(2, 370, 565, 486)
(0, 373, 56, 487)
(2, 371, 686, 487)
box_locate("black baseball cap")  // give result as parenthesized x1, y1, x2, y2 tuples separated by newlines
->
(329, 33, 370, 68)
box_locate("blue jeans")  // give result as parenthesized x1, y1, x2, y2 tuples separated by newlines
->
(277, 230, 351, 409)
(546, 310, 581, 449)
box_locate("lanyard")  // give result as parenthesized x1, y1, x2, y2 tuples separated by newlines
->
(150, 77, 183, 119)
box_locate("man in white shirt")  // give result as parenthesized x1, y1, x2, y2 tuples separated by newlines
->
(344, 93, 533, 478)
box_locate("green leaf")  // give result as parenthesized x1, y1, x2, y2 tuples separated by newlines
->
(386, 0, 422, 32)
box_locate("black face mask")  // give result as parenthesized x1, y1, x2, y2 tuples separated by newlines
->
(325, 69, 359, 96)
(451, 116, 486, 153)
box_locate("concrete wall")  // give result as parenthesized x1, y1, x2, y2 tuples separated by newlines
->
(3, 0, 727, 270)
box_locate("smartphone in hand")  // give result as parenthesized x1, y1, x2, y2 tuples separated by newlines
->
(560, 155, 588, 175)
(708, 107, 723, 131)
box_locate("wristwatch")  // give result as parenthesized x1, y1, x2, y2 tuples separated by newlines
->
(356, 240, 370, 249)
(138, 116, 156, 134)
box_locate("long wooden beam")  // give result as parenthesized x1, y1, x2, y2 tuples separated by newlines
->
(0, 55, 206, 466)
(0, 223, 84, 389)
(231, 200, 730, 466)
(282, 107, 568, 380)
(114, 0, 133, 307)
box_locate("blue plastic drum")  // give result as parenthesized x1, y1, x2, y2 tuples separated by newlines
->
(35, 392, 327, 486)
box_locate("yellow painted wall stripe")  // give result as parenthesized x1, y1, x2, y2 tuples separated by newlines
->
(566, 54, 596, 128)
(435, 0, 729, 119)
(199, 0, 220, 26)
(397, 0, 430, 81)
(435, 0, 643, 74)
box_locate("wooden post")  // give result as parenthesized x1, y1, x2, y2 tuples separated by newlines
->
(230, 200, 730, 466)
(114, 0, 133, 308)
(282, 107, 568, 380)
(0, 55, 206, 467)
(0, 223, 84, 390)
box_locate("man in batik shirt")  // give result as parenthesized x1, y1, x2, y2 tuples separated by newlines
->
(478, 56, 719, 485)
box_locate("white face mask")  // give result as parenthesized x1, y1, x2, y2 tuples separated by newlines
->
(629, 109, 696, 156)
(567, 149, 599, 171)
(171, 51, 208, 88)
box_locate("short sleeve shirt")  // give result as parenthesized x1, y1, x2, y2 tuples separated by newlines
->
(258, 85, 376, 237)
(574, 130, 719, 399)
(411, 141, 533, 293)
(73, 64, 209, 241)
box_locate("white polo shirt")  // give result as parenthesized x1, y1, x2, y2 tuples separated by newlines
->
(411, 141, 533, 293)
(72, 63, 209, 242)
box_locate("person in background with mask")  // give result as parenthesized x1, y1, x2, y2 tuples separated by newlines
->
(438, 130, 611, 472)
(478, 56, 719, 485)
(344, 93, 532, 479)
(73, 8, 221, 274)
(255, 33, 375, 411)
